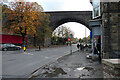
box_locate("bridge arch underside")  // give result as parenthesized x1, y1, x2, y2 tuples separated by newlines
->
(50, 17, 91, 31)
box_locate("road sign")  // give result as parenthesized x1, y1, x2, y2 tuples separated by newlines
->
(54, 38, 56, 42)
(68, 37, 72, 55)
(88, 35, 90, 40)
(68, 38, 71, 42)
(70, 34, 73, 39)
(90, 32, 92, 39)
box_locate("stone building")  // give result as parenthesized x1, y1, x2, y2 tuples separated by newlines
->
(101, 1, 120, 58)
(89, 0, 102, 59)
(90, 0, 120, 59)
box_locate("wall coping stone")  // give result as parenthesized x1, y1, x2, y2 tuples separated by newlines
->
(102, 59, 120, 68)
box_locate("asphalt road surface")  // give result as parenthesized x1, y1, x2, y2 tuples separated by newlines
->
(2, 44, 77, 78)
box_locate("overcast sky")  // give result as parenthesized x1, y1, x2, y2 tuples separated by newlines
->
(29, 0, 93, 11)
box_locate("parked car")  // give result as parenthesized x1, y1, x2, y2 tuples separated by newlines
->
(0, 44, 21, 51)
(87, 43, 92, 48)
(0, 44, 2, 51)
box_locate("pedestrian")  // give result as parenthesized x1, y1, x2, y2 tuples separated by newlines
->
(94, 44, 101, 63)
(98, 50, 101, 64)
(94, 46, 98, 54)
(77, 43, 80, 52)
(85, 44, 88, 51)
(81, 43, 83, 51)
(38, 45, 41, 51)
(83, 44, 85, 52)
(80, 43, 82, 51)
(97, 37, 101, 64)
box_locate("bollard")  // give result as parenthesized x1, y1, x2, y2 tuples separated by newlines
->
(23, 45, 26, 52)
(39, 45, 41, 51)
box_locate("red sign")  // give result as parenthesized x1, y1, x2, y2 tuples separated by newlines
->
(68, 38, 71, 42)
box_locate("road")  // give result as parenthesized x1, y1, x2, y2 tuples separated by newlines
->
(2, 44, 77, 78)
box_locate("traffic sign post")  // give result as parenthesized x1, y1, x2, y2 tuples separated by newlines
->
(69, 34, 73, 55)
(70, 40, 72, 55)
(70, 34, 73, 39)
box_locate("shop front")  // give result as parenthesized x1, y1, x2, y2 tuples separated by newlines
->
(89, 19, 102, 60)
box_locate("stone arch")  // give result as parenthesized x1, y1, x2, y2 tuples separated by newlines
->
(45, 11, 92, 31)
(54, 18, 89, 30)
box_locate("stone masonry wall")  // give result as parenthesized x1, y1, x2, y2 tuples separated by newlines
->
(102, 59, 120, 78)
(118, 2, 120, 59)
(101, 2, 120, 58)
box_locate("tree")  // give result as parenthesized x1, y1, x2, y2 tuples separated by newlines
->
(35, 16, 51, 47)
(64, 26, 74, 38)
(72, 37, 78, 44)
(34, 8, 51, 47)
(53, 26, 74, 38)
(78, 38, 82, 42)
(0, 3, 2, 33)
(1, 3, 11, 32)
(52, 26, 74, 45)
(2, 1, 49, 47)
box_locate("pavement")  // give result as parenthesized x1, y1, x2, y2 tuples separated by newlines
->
(29, 49, 104, 79)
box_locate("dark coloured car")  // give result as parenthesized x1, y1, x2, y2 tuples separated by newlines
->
(0, 44, 21, 51)
(87, 44, 92, 48)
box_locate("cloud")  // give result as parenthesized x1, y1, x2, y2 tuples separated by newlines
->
(38, 0, 66, 11)
(63, 0, 93, 11)
(60, 22, 90, 39)
(29, 0, 93, 11)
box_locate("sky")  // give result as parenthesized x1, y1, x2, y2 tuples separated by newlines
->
(8, 0, 93, 39)
(33, 0, 93, 11)
(60, 22, 91, 39)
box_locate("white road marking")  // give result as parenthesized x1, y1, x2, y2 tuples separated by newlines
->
(30, 54, 34, 55)
(23, 52, 34, 55)
(45, 57, 49, 59)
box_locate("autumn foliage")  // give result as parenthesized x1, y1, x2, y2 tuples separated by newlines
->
(2, 1, 51, 46)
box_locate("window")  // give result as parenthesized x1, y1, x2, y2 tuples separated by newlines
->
(92, 0, 101, 18)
